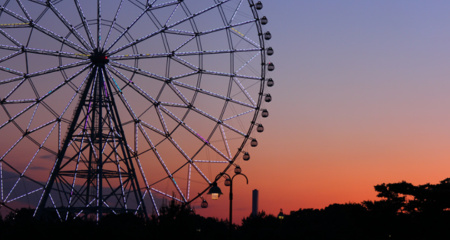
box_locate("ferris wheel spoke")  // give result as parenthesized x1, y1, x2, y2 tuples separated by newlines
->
(0, 65, 23, 76)
(0, 135, 24, 164)
(195, 48, 261, 55)
(158, 104, 232, 162)
(1, 4, 92, 54)
(225, 0, 244, 24)
(0, 50, 21, 64)
(229, 24, 261, 48)
(0, 75, 24, 86)
(163, 81, 192, 106)
(27, 21, 89, 54)
(235, 50, 261, 74)
(219, 124, 233, 159)
(164, 27, 195, 37)
(110, 52, 170, 61)
(105, 4, 152, 53)
(198, 18, 256, 39)
(0, 77, 27, 103)
(96, 0, 101, 48)
(26, 59, 90, 78)
(5, 187, 43, 204)
(0, 5, 30, 25)
(155, 105, 170, 135)
(101, 0, 123, 50)
(232, 76, 258, 106)
(140, 3, 168, 31)
(171, 55, 200, 72)
(109, 48, 260, 62)
(139, 120, 166, 139)
(74, 0, 96, 48)
(2, 63, 88, 102)
(14, 0, 32, 20)
(190, 107, 251, 140)
(106, 63, 191, 109)
(103, 69, 189, 197)
(1, 64, 90, 106)
(0, 28, 22, 46)
(166, 136, 212, 184)
(0, 45, 89, 60)
(45, 66, 91, 118)
(1, 65, 91, 130)
(4, 121, 58, 201)
(46, 2, 93, 51)
(110, 55, 201, 86)
(203, 69, 261, 81)
(104, 65, 136, 89)
(140, 188, 160, 216)
(104, 0, 181, 53)
(165, 1, 183, 28)
(108, 0, 228, 56)
(136, 123, 187, 202)
(106, 65, 160, 105)
(136, 122, 163, 153)
(169, 71, 199, 82)
(27, 121, 59, 145)
(222, 113, 254, 135)
(1, 102, 35, 130)
(130, 154, 151, 188)
(109, 60, 167, 82)
(193, 159, 229, 164)
(108, 26, 163, 56)
(26, 0, 46, 6)
(150, 187, 183, 202)
(172, 79, 256, 109)
(103, 69, 141, 120)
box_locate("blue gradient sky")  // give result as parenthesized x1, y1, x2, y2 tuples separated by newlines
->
(196, 0, 450, 224)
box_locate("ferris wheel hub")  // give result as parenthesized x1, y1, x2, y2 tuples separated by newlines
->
(89, 48, 109, 67)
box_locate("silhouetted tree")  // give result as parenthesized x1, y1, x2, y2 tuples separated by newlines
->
(408, 178, 450, 214)
(365, 179, 450, 215)
(238, 211, 282, 239)
(148, 199, 228, 239)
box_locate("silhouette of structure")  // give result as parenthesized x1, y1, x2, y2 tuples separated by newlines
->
(36, 51, 146, 221)
(252, 189, 259, 217)
(0, 0, 273, 222)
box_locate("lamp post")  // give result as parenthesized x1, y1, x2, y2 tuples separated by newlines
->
(277, 209, 285, 220)
(207, 165, 248, 229)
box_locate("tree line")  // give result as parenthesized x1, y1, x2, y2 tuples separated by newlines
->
(2, 178, 450, 239)
(241, 178, 450, 239)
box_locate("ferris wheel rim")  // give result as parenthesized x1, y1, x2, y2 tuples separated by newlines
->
(0, 0, 272, 218)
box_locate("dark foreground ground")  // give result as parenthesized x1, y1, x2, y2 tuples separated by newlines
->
(3, 178, 450, 239)
(2, 204, 450, 240)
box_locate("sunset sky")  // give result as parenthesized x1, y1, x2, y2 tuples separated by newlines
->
(196, 0, 450, 224)
(2, 0, 450, 226)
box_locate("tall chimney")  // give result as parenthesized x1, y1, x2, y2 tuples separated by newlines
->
(252, 189, 258, 217)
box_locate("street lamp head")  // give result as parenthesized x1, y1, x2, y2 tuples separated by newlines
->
(207, 182, 223, 200)
(278, 209, 285, 220)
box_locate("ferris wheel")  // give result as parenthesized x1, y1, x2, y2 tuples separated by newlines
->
(0, 0, 273, 220)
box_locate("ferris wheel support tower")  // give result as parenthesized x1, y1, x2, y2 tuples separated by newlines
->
(36, 49, 146, 221)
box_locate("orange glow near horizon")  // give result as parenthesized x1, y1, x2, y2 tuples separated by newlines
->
(195, 1, 450, 224)
(3, 0, 450, 226)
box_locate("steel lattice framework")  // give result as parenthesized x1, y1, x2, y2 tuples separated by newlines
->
(0, 0, 274, 221)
